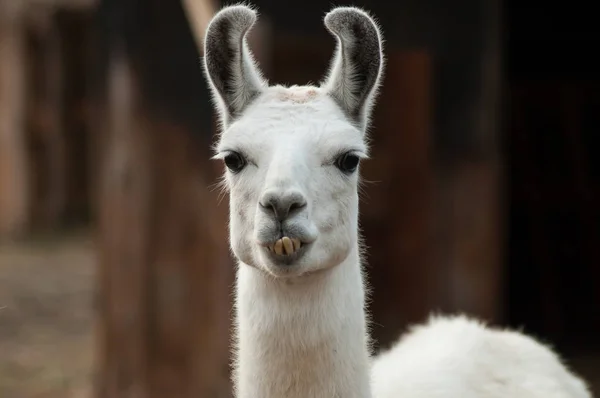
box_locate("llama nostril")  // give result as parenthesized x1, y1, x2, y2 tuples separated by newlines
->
(289, 201, 306, 212)
(260, 191, 307, 221)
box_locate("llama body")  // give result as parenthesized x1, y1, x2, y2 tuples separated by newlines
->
(372, 315, 591, 398)
(202, 4, 592, 398)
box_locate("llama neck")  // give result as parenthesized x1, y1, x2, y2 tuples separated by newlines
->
(233, 248, 372, 398)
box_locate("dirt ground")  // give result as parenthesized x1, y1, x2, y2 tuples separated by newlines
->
(0, 235, 598, 398)
(0, 234, 95, 398)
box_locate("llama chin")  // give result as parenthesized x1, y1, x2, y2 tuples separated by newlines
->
(201, 4, 592, 398)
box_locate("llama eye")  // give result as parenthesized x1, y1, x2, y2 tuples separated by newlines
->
(224, 151, 246, 173)
(336, 152, 360, 174)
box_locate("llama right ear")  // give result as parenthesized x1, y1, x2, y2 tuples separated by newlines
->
(321, 7, 384, 132)
(203, 5, 267, 127)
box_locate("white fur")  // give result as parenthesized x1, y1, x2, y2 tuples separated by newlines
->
(202, 4, 592, 398)
(372, 315, 592, 398)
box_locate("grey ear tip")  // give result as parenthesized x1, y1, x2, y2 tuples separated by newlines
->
(324, 6, 377, 31)
(210, 3, 258, 31)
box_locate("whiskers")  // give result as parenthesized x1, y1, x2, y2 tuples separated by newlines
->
(358, 177, 379, 204)
(208, 174, 230, 206)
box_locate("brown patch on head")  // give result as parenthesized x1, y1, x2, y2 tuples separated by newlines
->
(275, 86, 319, 104)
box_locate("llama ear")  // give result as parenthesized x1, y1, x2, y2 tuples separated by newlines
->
(321, 7, 384, 132)
(203, 4, 267, 127)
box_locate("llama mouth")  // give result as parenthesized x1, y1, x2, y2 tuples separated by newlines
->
(265, 236, 302, 256)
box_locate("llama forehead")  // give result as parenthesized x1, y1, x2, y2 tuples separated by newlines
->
(270, 85, 320, 103)
(217, 85, 367, 159)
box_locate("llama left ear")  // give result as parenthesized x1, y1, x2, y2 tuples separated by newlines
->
(321, 7, 384, 132)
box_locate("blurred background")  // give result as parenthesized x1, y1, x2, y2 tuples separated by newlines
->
(0, 0, 598, 397)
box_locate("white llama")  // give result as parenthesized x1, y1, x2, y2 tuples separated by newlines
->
(202, 4, 592, 398)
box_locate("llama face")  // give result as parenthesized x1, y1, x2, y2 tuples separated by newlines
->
(215, 86, 367, 276)
(203, 4, 384, 277)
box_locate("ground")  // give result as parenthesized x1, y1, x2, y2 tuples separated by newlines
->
(0, 235, 598, 398)
(0, 234, 95, 398)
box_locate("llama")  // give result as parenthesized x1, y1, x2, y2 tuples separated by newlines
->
(202, 4, 592, 398)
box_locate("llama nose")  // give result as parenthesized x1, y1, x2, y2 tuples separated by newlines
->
(259, 190, 307, 221)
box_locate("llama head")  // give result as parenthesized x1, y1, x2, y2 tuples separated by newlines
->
(204, 4, 384, 278)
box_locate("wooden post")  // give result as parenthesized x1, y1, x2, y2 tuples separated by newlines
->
(95, 51, 151, 398)
(362, 52, 436, 345)
(431, 0, 504, 323)
(0, 4, 30, 240)
(57, 9, 94, 227)
(25, 8, 68, 230)
(181, 0, 215, 47)
(93, 0, 232, 396)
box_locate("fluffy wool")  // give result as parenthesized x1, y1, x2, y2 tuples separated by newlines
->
(372, 314, 591, 398)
